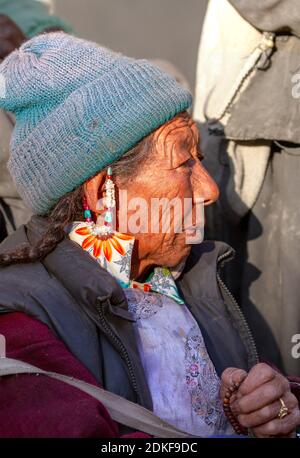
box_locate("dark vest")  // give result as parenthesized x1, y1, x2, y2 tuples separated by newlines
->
(0, 217, 258, 411)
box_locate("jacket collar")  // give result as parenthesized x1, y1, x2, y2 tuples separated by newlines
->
(26, 216, 134, 322)
(26, 216, 153, 409)
(1, 216, 243, 406)
(178, 240, 235, 299)
(26, 216, 235, 314)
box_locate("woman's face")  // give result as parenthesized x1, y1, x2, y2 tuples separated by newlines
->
(114, 112, 219, 279)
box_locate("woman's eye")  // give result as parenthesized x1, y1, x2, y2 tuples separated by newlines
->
(177, 158, 195, 172)
(187, 158, 197, 167)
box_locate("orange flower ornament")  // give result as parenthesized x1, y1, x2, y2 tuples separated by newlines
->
(69, 222, 135, 287)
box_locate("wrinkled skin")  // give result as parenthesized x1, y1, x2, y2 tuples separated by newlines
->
(221, 365, 300, 437)
(85, 111, 300, 437)
(0, 15, 26, 60)
(85, 112, 219, 278)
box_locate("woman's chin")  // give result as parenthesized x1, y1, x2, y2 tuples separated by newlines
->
(165, 245, 191, 269)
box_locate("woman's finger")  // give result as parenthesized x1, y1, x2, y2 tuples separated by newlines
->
(221, 367, 248, 388)
(238, 363, 276, 396)
(251, 408, 300, 438)
(231, 376, 287, 415)
(220, 367, 248, 399)
(237, 392, 298, 428)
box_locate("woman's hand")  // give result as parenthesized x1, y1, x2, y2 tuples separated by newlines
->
(0, 15, 26, 60)
(221, 363, 300, 437)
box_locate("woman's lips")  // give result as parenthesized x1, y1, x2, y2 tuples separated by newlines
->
(184, 226, 204, 244)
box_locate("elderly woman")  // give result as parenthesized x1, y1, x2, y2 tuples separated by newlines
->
(0, 33, 299, 439)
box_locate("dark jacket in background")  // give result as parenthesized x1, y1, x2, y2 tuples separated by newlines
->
(0, 207, 7, 242)
(201, 0, 300, 376)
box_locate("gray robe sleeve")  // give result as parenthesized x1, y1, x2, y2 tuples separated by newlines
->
(229, 0, 300, 38)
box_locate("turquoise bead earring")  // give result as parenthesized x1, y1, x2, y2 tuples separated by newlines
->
(83, 197, 93, 223)
(82, 166, 116, 234)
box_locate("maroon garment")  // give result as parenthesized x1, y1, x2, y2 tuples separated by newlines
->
(288, 377, 300, 406)
(0, 312, 299, 438)
(0, 312, 148, 438)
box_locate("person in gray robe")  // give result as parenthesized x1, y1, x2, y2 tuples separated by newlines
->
(194, 0, 300, 376)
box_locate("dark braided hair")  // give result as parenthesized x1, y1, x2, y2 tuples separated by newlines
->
(0, 185, 84, 267)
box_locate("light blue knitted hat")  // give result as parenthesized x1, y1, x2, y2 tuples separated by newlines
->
(0, 32, 192, 215)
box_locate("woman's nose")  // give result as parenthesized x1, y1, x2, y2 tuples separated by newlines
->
(191, 161, 219, 206)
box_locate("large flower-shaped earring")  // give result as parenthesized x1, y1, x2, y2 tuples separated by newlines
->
(69, 167, 135, 287)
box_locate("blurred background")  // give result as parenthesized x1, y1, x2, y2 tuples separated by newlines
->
(53, 0, 209, 93)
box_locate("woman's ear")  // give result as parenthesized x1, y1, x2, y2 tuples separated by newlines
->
(83, 171, 106, 214)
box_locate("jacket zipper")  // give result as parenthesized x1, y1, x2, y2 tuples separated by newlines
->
(217, 250, 259, 367)
(96, 300, 140, 397)
(96, 250, 259, 398)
